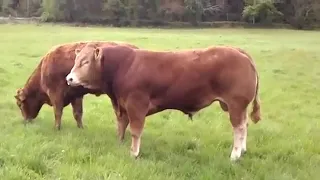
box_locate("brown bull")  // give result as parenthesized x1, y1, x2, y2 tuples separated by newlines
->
(66, 44, 261, 161)
(15, 41, 139, 130)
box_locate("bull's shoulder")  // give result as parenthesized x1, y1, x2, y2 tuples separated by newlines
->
(101, 44, 136, 60)
(203, 46, 247, 57)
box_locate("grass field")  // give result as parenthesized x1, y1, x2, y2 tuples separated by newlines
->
(0, 23, 320, 180)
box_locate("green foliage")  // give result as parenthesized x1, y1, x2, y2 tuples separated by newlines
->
(290, 0, 320, 29)
(0, 0, 319, 29)
(242, 0, 283, 24)
(184, 0, 203, 25)
(41, 0, 59, 21)
(1, 0, 15, 16)
(242, 4, 258, 23)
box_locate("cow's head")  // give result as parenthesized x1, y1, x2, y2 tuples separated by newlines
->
(66, 44, 102, 89)
(14, 88, 43, 121)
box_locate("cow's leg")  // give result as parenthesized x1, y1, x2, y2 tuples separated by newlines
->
(52, 101, 63, 130)
(71, 97, 83, 129)
(49, 91, 64, 130)
(229, 104, 248, 161)
(125, 93, 149, 158)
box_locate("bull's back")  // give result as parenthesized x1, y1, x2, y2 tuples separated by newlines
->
(129, 47, 256, 109)
(125, 50, 215, 106)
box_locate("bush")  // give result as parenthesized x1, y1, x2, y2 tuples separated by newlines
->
(242, 1, 283, 24)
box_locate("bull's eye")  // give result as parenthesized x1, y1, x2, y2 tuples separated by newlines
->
(81, 61, 89, 66)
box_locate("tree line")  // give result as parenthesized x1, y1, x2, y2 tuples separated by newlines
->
(0, 0, 319, 29)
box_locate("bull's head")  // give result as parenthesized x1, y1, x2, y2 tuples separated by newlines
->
(14, 88, 43, 121)
(66, 43, 102, 89)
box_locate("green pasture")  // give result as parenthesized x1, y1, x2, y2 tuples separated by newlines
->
(0, 24, 319, 180)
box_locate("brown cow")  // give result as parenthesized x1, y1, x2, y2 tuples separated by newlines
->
(66, 44, 261, 161)
(14, 41, 139, 130)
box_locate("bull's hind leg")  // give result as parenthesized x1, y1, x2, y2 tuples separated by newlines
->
(228, 103, 248, 161)
(71, 97, 83, 128)
(242, 121, 249, 154)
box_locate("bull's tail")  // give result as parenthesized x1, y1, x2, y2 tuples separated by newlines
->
(234, 47, 261, 123)
(250, 71, 261, 123)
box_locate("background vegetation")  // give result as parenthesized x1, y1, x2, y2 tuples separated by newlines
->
(0, 24, 319, 179)
(0, 0, 319, 29)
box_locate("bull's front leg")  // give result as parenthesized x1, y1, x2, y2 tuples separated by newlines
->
(128, 117, 145, 158)
(124, 92, 149, 158)
(110, 98, 129, 142)
(117, 114, 129, 143)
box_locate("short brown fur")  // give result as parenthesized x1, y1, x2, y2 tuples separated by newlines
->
(67, 45, 261, 160)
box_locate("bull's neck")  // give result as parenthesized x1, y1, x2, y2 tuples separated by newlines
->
(101, 56, 122, 83)
(100, 47, 135, 91)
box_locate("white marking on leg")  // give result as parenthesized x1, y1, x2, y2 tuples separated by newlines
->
(230, 122, 246, 161)
(130, 135, 141, 157)
(241, 122, 247, 153)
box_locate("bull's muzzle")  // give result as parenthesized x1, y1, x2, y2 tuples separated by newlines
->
(66, 73, 80, 86)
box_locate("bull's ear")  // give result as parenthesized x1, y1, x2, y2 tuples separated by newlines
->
(94, 47, 101, 61)
(75, 48, 81, 56)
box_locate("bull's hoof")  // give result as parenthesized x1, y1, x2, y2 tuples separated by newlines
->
(241, 149, 247, 155)
(132, 154, 140, 160)
(130, 150, 140, 159)
(230, 155, 241, 162)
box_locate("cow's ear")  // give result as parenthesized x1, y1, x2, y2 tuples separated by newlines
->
(16, 88, 26, 101)
(75, 48, 81, 56)
(14, 94, 19, 100)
